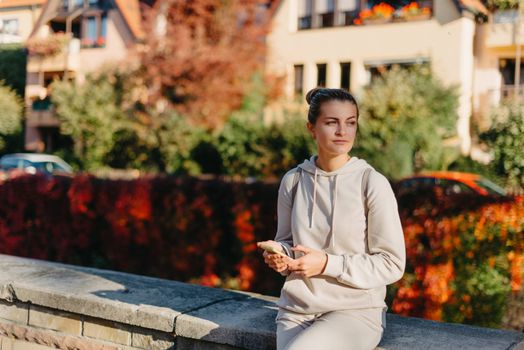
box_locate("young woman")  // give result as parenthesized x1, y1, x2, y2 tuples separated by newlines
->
(258, 88, 406, 350)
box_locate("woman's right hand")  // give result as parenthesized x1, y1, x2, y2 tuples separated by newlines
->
(258, 240, 291, 273)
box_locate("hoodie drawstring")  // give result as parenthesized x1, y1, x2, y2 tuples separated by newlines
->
(331, 175, 338, 249)
(310, 167, 318, 228)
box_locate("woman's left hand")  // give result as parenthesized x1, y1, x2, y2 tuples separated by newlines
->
(287, 245, 328, 278)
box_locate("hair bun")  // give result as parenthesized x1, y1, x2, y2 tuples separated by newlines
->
(305, 87, 323, 105)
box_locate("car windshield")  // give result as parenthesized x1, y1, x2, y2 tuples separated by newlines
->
(31, 161, 70, 174)
(474, 178, 507, 196)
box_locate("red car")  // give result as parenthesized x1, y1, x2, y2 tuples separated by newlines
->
(394, 171, 507, 198)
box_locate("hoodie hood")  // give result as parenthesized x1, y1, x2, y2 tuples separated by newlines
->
(297, 155, 373, 250)
(297, 155, 370, 176)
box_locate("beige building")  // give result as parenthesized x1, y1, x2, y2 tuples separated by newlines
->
(24, 0, 144, 152)
(475, 8, 524, 128)
(0, 0, 46, 44)
(265, 0, 493, 156)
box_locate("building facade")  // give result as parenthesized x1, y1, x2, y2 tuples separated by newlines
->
(0, 0, 46, 44)
(475, 7, 524, 130)
(24, 0, 144, 152)
(265, 0, 490, 155)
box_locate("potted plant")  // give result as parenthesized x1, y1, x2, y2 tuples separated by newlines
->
(397, 2, 432, 21)
(26, 32, 70, 56)
(96, 36, 106, 47)
(354, 2, 395, 25)
(81, 37, 95, 48)
(485, 0, 518, 10)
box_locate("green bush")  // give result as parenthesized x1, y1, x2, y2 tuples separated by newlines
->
(190, 78, 315, 179)
(445, 263, 511, 328)
(0, 81, 23, 154)
(481, 102, 524, 192)
(0, 44, 26, 97)
(192, 112, 314, 179)
(51, 75, 123, 170)
(354, 65, 460, 179)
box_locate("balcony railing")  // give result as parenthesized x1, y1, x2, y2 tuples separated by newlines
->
(493, 9, 518, 24)
(25, 106, 60, 128)
(486, 10, 523, 48)
(26, 37, 80, 73)
(60, 0, 101, 12)
(298, 1, 433, 30)
(501, 84, 524, 100)
(31, 98, 52, 111)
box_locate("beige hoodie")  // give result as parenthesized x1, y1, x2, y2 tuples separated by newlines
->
(275, 156, 405, 314)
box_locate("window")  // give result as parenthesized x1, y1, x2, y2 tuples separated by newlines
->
(338, 0, 358, 25)
(87, 17, 96, 40)
(82, 14, 107, 47)
(340, 62, 351, 91)
(1, 19, 19, 35)
(317, 63, 327, 87)
(298, 0, 312, 29)
(101, 15, 107, 38)
(62, 0, 84, 9)
(294, 64, 304, 96)
(499, 59, 524, 85)
(316, 0, 335, 28)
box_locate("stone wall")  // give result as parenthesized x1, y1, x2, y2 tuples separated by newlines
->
(0, 254, 523, 350)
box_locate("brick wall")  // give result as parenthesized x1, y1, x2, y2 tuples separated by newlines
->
(0, 301, 175, 350)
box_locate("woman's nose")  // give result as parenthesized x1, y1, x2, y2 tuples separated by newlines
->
(336, 125, 347, 135)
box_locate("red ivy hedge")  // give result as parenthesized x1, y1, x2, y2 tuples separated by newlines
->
(0, 174, 522, 328)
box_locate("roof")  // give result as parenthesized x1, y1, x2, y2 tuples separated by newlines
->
(29, 0, 143, 41)
(1, 153, 66, 162)
(0, 0, 46, 8)
(114, 0, 144, 40)
(414, 171, 481, 181)
(457, 0, 489, 16)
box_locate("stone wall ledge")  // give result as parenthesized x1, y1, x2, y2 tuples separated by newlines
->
(0, 254, 522, 350)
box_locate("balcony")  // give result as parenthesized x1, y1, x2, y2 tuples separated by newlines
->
(56, 0, 103, 17)
(297, 1, 433, 30)
(486, 10, 523, 49)
(26, 36, 80, 73)
(484, 84, 524, 109)
(25, 99, 60, 128)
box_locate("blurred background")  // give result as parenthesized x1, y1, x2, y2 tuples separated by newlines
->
(0, 0, 522, 332)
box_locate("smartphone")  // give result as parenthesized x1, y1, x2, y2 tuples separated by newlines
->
(257, 242, 288, 257)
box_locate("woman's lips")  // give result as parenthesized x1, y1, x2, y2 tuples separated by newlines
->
(333, 140, 349, 144)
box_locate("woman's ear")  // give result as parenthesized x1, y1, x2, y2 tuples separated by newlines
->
(306, 122, 316, 139)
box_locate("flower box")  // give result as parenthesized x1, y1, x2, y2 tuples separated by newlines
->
(362, 17, 391, 25)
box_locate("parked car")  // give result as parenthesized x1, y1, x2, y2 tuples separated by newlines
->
(394, 171, 507, 198)
(392, 171, 508, 215)
(0, 153, 73, 176)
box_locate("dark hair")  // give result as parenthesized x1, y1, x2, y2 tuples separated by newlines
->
(305, 88, 359, 124)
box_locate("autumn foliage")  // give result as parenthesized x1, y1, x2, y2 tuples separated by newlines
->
(393, 193, 523, 327)
(0, 174, 522, 327)
(136, 0, 278, 129)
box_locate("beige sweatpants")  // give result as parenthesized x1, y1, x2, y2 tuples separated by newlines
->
(276, 307, 386, 350)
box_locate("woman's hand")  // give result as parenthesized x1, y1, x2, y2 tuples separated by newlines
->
(287, 245, 327, 278)
(258, 240, 291, 273)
